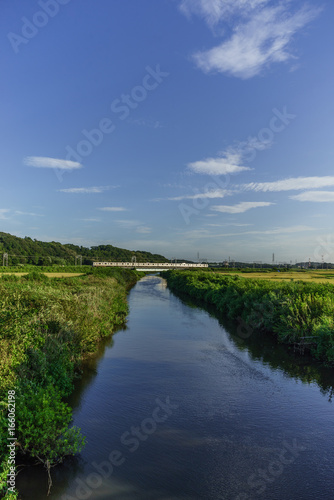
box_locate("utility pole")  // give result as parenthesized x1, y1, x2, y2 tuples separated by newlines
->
(75, 255, 82, 266)
(3, 253, 8, 266)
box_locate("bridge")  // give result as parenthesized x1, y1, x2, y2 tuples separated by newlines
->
(92, 262, 209, 271)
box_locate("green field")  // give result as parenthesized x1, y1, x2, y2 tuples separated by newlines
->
(216, 271, 334, 283)
(0, 272, 84, 278)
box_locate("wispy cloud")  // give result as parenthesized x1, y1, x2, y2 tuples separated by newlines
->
(0, 209, 10, 220)
(211, 201, 274, 213)
(58, 186, 111, 194)
(188, 151, 251, 175)
(207, 223, 253, 227)
(183, 229, 211, 239)
(165, 189, 233, 201)
(80, 218, 101, 222)
(14, 211, 44, 216)
(243, 225, 316, 235)
(290, 191, 334, 202)
(136, 226, 152, 234)
(180, 1, 320, 79)
(219, 225, 317, 236)
(179, 0, 268, 26)
(115, 219, 141, 228)
(24, 156, 82, 170)
(97, 206, 128, 212)
(242, 176, 334, 192)
(115, 220, 151, 234)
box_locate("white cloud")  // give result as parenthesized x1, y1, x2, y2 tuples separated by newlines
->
(245, 225, 316, 235)
(0, 209, 10, 220)
(290, 191, 334, 202)
(218, 225, 316, 236)
(242, 176, 334, 192)
(179, 224, 315, 240)
(183, 229, 211, 239)
(14, 211, 44, 216)
(116, 220, 141, 228)
(179, 0, 267, 26)
(180, 1, 320, 79)
(59, 186, 111, 194)
(207, 223, 253, 227)
(188, 152, 251, 175)
(115, 220, 152, 234)
(24, 156, 82, 170)
(136, 226, 152, 234)
(211, 201, 274, 213)
(167, 189, 232, 201)
(97, 207, 128, 212)
(193, 5, 320, 79)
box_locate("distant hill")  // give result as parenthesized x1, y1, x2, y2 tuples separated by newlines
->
(0, 232, 169, 266)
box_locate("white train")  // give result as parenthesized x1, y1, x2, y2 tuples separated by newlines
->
(92, 262, 208, 268)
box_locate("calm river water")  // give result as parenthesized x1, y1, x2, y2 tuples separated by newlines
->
(17, 276, 334, 499)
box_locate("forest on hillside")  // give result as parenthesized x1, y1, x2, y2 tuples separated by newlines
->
(0, 232, 168, 265)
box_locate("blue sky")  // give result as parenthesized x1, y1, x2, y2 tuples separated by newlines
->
(1, 0, 334, 263)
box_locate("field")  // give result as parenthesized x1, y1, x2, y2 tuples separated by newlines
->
(218, 271, 334, 283)
(0, 272, 84, 278)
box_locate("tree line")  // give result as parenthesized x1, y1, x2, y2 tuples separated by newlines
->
(0, 232, 168, 266)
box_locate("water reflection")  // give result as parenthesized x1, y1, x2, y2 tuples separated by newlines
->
(173, 288, 334, 402)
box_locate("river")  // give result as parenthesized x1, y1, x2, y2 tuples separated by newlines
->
(17, 275, 334, 499)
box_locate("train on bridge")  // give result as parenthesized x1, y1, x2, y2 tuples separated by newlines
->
(92, 262, 208, 268)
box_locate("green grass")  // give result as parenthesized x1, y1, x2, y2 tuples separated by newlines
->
(0, 268, 141, 498)
(214, 270, 334, 283)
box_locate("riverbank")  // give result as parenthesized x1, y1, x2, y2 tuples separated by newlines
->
(0, 267, 142, 498)
(162, 270, 334, 366)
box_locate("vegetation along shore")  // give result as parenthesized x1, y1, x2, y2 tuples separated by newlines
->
(162, 270, 334, 366)
(0, 266, 143, 498)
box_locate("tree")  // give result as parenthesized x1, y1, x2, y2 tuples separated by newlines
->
(16, 381, 85, 495)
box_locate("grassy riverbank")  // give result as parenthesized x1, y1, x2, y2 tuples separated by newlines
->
(0, 267, 142, 498)
(162, 270, 334, 366)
